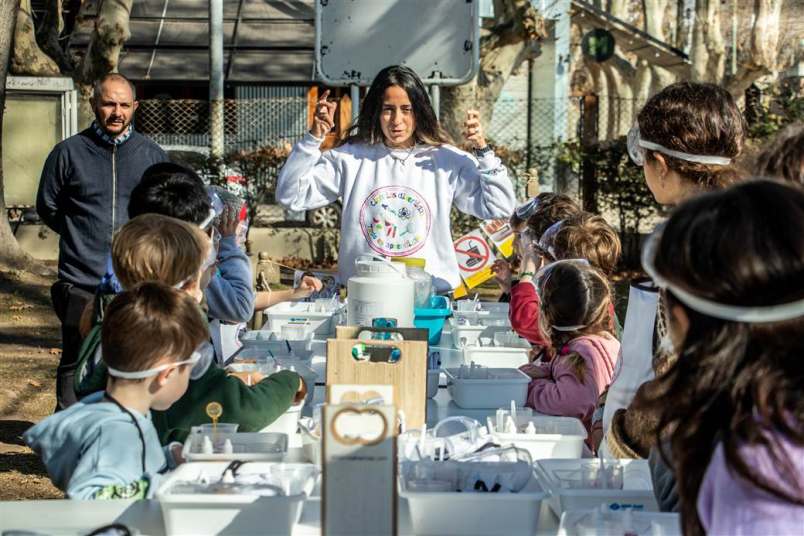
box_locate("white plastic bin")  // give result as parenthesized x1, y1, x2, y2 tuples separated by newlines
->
(238, 330, 315, 360)
(182, 431, 287, 462)
(399, 471, 546, 535)
(462, 346, 530, 368)
(535, 459, 658, 517)
(444, 367, 530, 409)
(263, 301, 345, 337)
(492, 416, 587, 460)
(428, 346, 464, 370)
(449, 318, 511, 349)
(261, 401, 304, 441)
(156, 462, 317, 536)
(558, 510, 681, 536)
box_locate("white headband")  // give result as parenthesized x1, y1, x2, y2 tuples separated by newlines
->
(642, 228, 804, 323)
(639, 139, 732, 166)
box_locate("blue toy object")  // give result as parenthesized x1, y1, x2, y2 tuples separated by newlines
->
(414, 295, 452, 347)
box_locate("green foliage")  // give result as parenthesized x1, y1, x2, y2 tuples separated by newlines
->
(746, 91, 804, 140)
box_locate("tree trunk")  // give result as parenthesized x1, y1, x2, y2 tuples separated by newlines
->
(0, 0, 37, 269)
(36, 0, 73, 74)
(75, 0, 134, 128)
(440, 0, 545, 143)
(10, 0, 60, 76)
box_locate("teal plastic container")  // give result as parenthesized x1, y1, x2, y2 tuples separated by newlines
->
(414, 296, 452, 346)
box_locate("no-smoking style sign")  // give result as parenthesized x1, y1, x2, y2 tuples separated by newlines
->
(454, 230, 497, 288)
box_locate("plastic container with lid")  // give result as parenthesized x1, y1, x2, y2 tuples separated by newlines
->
(392, 257, 433, 308)
(347, 256, 415, 327)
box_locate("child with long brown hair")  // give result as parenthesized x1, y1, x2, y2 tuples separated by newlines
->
(600, 81, 748, 457)
(634, 180, 804, 535)
(520, 260, 620, 436)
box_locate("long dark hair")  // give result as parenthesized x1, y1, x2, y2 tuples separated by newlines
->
(538, 261, 614, 377)
(338, 65, 452, 147)
(638, 81, 746, 190)
(633, 179, 804, 536)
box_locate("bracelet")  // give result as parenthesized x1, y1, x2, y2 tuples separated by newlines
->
(473, 145, 493, 157)
(519, 271, 535, 278)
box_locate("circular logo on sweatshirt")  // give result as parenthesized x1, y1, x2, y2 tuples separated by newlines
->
(359, 186, 432, 257)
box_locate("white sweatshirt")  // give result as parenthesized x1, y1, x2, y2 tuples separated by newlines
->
(276, 133, 516, 291)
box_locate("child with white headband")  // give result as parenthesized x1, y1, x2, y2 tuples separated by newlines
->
(631, 180, 804, 534)
(25, 282, 209, 499)
(519, 259, 620, 438)
(597, 82, 748, 457)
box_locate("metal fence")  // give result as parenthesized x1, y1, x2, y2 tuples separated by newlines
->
(137, 94, 309, 152)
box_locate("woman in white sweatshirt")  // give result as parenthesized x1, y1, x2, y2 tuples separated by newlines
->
(276, 65, 516, 292)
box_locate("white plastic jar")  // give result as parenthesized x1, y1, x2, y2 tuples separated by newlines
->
(391, 257, 433, 308)
(347, 256, 415, 327)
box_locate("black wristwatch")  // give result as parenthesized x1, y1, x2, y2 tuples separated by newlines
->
(473, 145, 493, 157)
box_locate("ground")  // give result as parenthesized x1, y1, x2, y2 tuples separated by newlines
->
(0, 266, 62, 500)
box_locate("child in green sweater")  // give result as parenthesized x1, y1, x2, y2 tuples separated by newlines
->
(75, 214, 305, 443)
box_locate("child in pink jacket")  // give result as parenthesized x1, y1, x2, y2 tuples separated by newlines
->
(520, 259, 620, 435)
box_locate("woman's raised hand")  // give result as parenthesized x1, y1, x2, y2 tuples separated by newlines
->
(463, 109, 487, 150)
(310, 89, 338, 140)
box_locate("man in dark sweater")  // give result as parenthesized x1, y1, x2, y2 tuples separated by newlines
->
(36, 73, 167, 410)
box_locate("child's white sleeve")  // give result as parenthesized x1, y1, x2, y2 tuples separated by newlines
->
(275, 132, 342, 212)
(452, 150, 516, 220)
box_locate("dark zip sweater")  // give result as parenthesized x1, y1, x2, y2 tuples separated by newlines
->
(36, 127, 167, 290)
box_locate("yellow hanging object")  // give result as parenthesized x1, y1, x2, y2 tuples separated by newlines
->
(206, 401, 223, 432)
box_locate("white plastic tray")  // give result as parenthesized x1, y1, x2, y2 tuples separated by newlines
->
(182, 431, 287, 462)
(428, 346, 464, 370)
(535, 459, 658, 517)
(449, 318, 511, 349)
(238, 330, 315, 360)
(492, 416, 587, 461)
(156, 462, 317, 536)
(558, 510, 681, 536)
(263, 301, 345, 337)
(444, 367, 530, 409)
(463, 346, 530, 368)
(399, 470, 546, 535)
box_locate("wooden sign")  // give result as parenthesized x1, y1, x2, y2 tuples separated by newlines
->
(322, 402, 397, 536)
(327, 326, 428, 429)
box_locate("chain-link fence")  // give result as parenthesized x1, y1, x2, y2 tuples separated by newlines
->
(137, 96, 309, 152)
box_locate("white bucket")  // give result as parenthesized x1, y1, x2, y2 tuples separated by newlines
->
(347, 256, 415, 327)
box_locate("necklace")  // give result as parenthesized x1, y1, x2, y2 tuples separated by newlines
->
(388, 144, 417, 165)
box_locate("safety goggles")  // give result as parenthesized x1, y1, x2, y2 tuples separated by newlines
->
(514, 197, 541, 220)
(534, 220, 565, 261)
(106, 342, 214, 380)
(627, 125, 732, 167)
(642, 226, 804, 323)
(535, 258, 592, 332)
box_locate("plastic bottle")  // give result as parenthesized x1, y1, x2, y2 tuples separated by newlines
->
(391, 257, 433, 308)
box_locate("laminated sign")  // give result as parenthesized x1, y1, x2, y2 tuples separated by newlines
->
(454, 230, 497, 289)
(481, 219, 515, 258)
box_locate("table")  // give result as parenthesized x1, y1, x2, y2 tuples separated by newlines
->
(1, 336, 567, 535)
(0, 493, 561, 536)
